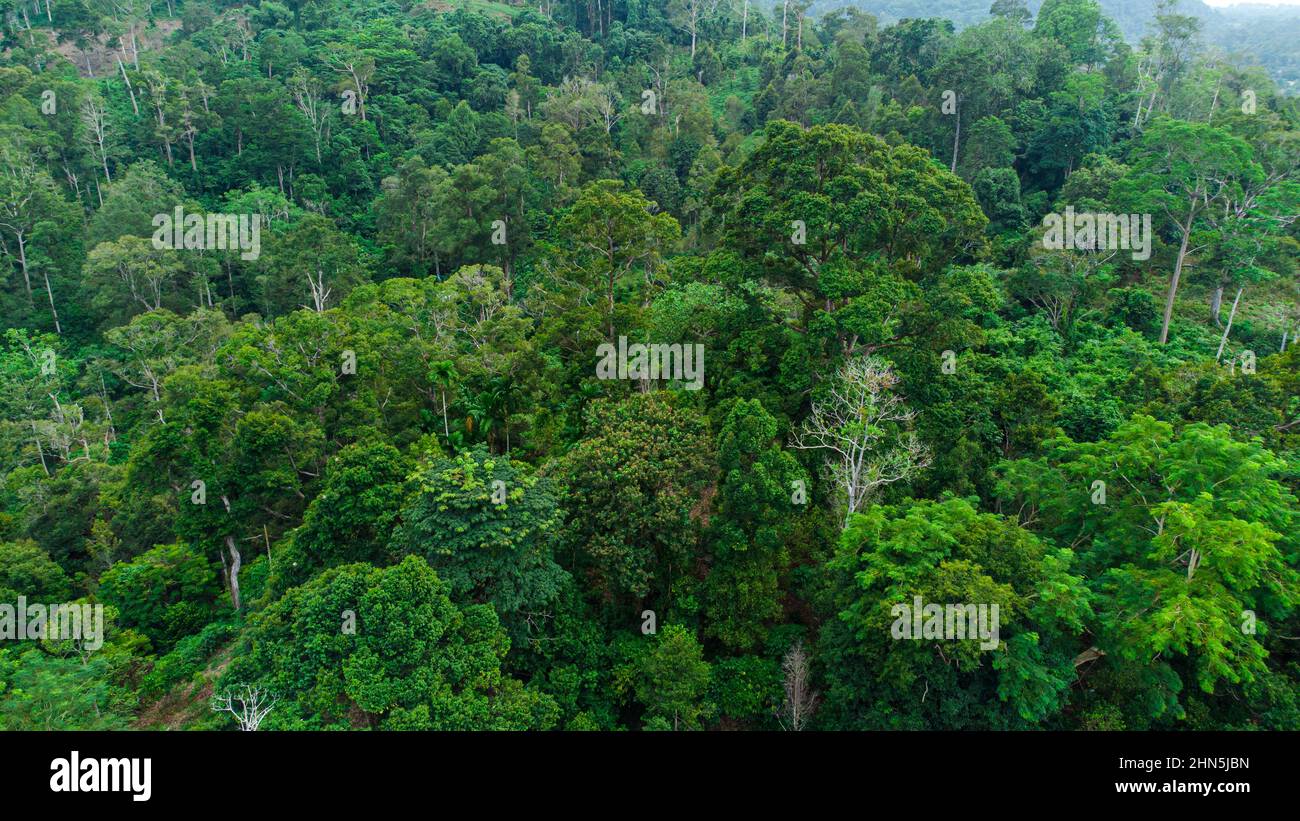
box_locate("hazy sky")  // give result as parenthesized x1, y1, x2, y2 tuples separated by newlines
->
(1202, 0, 1300, 7)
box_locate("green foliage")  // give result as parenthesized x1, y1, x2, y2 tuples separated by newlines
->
(1, 0, 1297, 732)
(632, 624, 713, 730)
(710, 655, 782, 727)
(0, 647, 129, 730)
(270, 441, 411, 594)
(390, 446, 568, 631)
(0, 539, 72, 600)
(223, 556, 557, 730)
(555, 392, 714, 610)
(139, 621, 239, 701)
(998, 415, 1300, 724)
(98, 542, 221, 652)
(704, 399, 806, 651)
(818, 497, 1091, 728)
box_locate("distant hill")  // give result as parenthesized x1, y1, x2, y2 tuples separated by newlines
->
(803, 0, 1300, 93)
(803, 0, 1215, 35)
(1207, 5, 1300, 93)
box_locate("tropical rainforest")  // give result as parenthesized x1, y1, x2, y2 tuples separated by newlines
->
(0, 0, 1297, 731)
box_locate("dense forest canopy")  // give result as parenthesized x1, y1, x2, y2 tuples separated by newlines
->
(0, 0, 1297, 731)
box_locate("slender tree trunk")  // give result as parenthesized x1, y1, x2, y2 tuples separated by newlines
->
(219, 494, 242, 610)
(1216, 286, 1243, 362)
(14, 231, 32, 299)
(950, 99, 961, 174)
(1159, 210, 1195, 345)
(225, 534, 242, 611)
(32, 422, 49, 475)
(607, 272, 616, 340)
(40, 266, 61, 333)
(62, 161, 81, 201)
(117, 57, 139, 115)
(1143, 87, 1159, 127)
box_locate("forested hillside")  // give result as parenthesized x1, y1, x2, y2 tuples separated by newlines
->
(806, 0, 1300, 92)
(0, 0, 1297, 731)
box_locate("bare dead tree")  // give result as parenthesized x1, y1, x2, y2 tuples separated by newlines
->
(592, 84, 624, 137)
(229, 12, 255, 63)
(322, 46, 374, 122)
(776, 641, 819, 731)
(0, 145, 61, 331)
(178, 89, 200, 171)
(645, 61, 669, 125)
(792, 356, 931, 529)
(305, 267, 332, 313)
(211, 686, 277, 731)
(542, 76, 623, 139)
(116, 54, 139, 114)
(289, 71, 328, 164)
(79, 96, 113, 189)
(669, 0, 721, 58)
(0, 144, 39, 300)
(142, 70, 174, 166)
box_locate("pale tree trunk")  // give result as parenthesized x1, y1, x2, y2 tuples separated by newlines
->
(792, 357, 931, 529)
(1159, 206, 1196, 345)
(225, 534, 241, 611)
(220, 494, 242, 611)
(306, 268, 330, 312)
(211, 686, 277, 731)
(118, 57, 139, 115)
(83, 98, 113, 185)
(61, 161, 81, 201)
(690, 7, 698, 57)
(347, 65, 368, 121)
(32, 422, 49, 475)
(779, 642, 819, 731)
(39, 265, 60, 333)
(950, 97, 961, 174)
(13, 230, 32, 300)
(1215, 286, 1243, 363)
